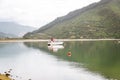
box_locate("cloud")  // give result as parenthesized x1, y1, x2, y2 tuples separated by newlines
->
(0, 0, 100, 28)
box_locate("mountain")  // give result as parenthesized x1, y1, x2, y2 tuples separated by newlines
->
(24, 0, 120, 39)
(0, 32, 17, 38)
(0, 22, 37, 37)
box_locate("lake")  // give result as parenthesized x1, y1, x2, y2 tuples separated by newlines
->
(0, 40, 120, 80)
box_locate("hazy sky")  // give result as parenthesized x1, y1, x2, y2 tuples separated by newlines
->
(0, 0, 100, 28)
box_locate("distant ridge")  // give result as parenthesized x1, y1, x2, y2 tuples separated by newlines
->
(0, 32, 17, 38)
(24, 0, 120, 39)
(0, 22, 36, 37)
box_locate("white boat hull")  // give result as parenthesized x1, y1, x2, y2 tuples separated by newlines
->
(48, 41, 63, 45)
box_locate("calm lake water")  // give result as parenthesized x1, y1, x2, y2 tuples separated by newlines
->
(0, 41, 120, 80)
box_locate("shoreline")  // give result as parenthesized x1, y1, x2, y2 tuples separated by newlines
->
(0, 39, 120, 43)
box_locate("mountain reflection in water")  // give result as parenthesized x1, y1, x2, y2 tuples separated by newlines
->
(0, 42, 106, 80)
(24, 41, 120, 80)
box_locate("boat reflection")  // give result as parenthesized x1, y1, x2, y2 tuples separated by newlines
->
(48, 44, 64, 52)
(47, 39, 64, 52)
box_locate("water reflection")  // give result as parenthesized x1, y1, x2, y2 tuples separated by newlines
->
(0, 42, 106, 80)
(48, 44, 64, 52)
(24, 41, 120, 80)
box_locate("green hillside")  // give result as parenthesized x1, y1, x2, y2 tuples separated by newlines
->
(24, 0, 120, 39)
